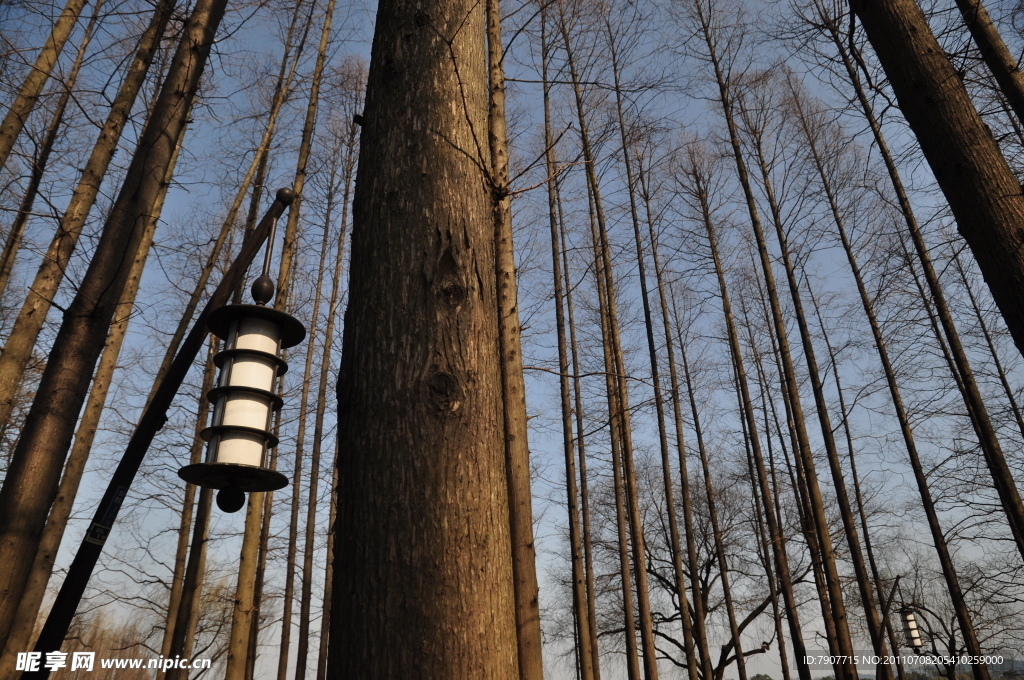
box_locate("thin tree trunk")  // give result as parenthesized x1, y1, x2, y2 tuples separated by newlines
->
(539, 8, 594, 679)
(750, 374, 793, 680)
(314, 98, 358, 680)
(0, 0, 101, 301)
(638, 153, 715, 680)
(952, 252, 1024, 442)
(689, 0, 856, 661)
(0, 0, 89, 170)
(486, 3, 544, 677)
(686, 150, 811, 680)
(806, 286, 906, 680)
(163, 340, 218, 675)
(316, 439, 339, 680)
(245, 367, 287, 680)
(951, 0, 1024, 125)
(295, 68, 346, 676)
(739, 97, 889, 667)
(243, 152, 281, 680)
(165, 334, 219, 680)
(558, 168, 602, 679)
(676, 321, 751, 680)
(225, 492, 266, 680)
(0, 0, 175, 431)
(620, 128, 700, 680)
(273, 0, 333, 312)
(557, 8, 641, 677)
(787, 82, 991, 680)
(328, 0, 519, 673)
(0, 0, 228, 647)
(750, 261, 839, 660)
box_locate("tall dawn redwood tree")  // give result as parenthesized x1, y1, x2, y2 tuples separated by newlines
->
(327, 0, 519, 677)
(0, 0, 229, 650)
(849, 0, 1024, 361)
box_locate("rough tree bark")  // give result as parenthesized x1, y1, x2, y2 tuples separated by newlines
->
(326, 0, 519, 675)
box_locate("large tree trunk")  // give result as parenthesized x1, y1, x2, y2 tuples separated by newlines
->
(0, 0, 227, 649)
(326, 0, 519, 675)
(849, 0, 1024, 365)
(847, 0, 1024, 556)
(0, 0, 175, 432)
(0, 0, 89, 170)
(0, 120, 180, 679)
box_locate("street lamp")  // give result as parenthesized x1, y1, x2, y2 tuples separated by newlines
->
(899, 606, 924, 653)
(178, 218, 305, 512)
(26, 189, 297, 680)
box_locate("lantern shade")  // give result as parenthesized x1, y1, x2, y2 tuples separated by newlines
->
(177, 302, 304, 495)
(899, 608, 924, 651)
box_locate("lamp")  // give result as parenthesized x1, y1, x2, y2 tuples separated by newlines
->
(178, 210, 305, 512)
(899, 607, 924, 653)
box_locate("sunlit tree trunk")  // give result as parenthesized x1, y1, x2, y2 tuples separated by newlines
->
(486, 3, 544, 676)
(558, 167, 602, 679)
(327, 0, 519, 674)
(557, 7, 642, 677)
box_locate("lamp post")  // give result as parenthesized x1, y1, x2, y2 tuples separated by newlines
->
(24, 189, 296, 679)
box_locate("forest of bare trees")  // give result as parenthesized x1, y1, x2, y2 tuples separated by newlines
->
(2, 0, 1024, 676)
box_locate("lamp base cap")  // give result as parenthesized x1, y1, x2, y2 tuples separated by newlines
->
(178, 462, 287, 492)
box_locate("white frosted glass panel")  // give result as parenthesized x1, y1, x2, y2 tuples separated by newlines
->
(220, 393, 271, 429)
(228, 355, 275, 391)
(216, 432, 264, 467)
(234, 317, 279, 354)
